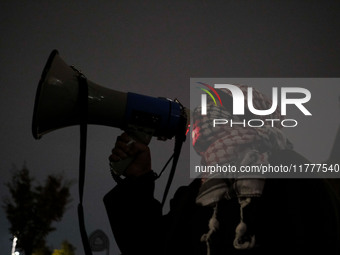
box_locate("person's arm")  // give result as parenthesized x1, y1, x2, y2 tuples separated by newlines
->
(103, 133, 163, 254)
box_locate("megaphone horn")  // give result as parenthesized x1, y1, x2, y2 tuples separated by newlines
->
(32, 50, 189, 141)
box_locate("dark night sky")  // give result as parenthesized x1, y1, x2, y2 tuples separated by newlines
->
(1, 1, 340, 254)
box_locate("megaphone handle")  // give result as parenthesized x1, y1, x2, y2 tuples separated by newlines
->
(110, 130, 152, 176)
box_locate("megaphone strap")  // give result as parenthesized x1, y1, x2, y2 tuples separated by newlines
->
(75, 72, 93, 255)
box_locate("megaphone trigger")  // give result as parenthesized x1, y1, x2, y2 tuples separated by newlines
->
(126, 139, 135, 146)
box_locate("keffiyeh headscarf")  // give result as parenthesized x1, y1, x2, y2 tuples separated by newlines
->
(192, 85, 292, 253)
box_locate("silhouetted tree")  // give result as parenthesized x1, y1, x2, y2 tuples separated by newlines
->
(3, 166, 72, 255)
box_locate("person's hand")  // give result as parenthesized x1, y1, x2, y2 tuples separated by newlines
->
(109, 132, 151, 178)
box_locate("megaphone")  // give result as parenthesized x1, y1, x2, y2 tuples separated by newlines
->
(32, 50, 189, 176)
(32, 50, 190, 255)
(32, 50, 189, 142)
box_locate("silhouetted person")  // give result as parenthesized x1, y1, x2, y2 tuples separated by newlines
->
(104, 85, 340, 255)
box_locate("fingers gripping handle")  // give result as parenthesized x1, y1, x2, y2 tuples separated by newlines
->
(110, 130, 152, 176)
(110, 139, 135, 176)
